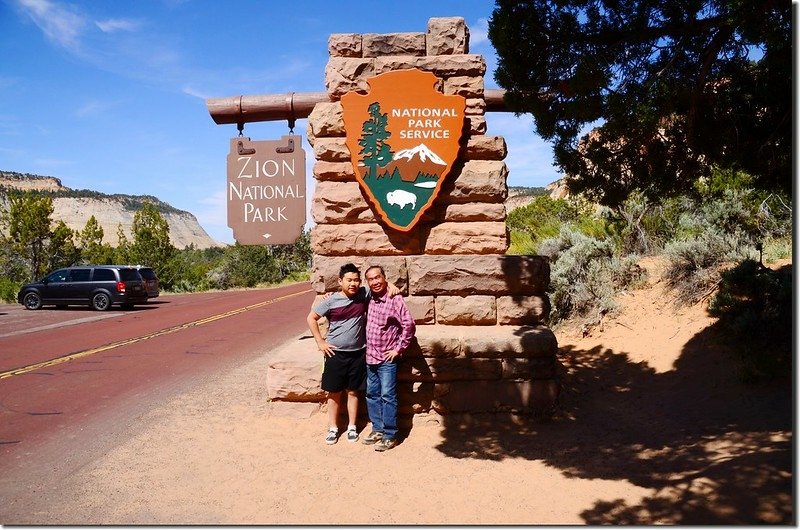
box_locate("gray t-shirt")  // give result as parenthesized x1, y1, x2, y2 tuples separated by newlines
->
(312, 287, 369, 351)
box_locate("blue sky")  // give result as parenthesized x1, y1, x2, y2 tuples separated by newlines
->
(0, 0, 561, 245)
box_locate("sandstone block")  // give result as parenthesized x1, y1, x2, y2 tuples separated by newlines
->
(363, 32, 426, 57)
(427, 17, 469, 55)
(424, 202, 506, 223)
(398, 381, 434, 414)
(497, 295, 551, 325)
(443, 160, 508, 203)
(443, 75, 484, 98)
(311, 180, 374, 224)
(311, 137, 351, 162)
(435, 295, 497, 325)
(398, 357, 502, 382)
(266, 335, 325, 402)
(406, 295, 435, 324)
(502, 356, 558, 380)
(328, 33, 362, 57)
(465, 97, 486, 115)
(306, 102, 345, 140)
(460, 325, 558, 358)
(313, 161, 355, 182)
(432, 379, 556, 414)
(374, 55, 486, 77)
(310, 255, 408, 293)
(466, 136, 507, 160)
(325, 57, 375, 98)
(403, 328, 461, 358)
(423, 221, 508, 254)
(407, 255, 550, 295)
(467, 115, 487, 135)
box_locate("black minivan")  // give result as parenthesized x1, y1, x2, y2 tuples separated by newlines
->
(17, 265, 149, 311)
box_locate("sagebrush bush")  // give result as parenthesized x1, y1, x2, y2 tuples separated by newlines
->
(663, 189, 765, 305)
(540, 228, 647, 324)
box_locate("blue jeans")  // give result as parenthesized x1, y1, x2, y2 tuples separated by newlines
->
(366, 361, 398, 440)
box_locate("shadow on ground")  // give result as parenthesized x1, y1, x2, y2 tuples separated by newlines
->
(431, 318, 793, 524)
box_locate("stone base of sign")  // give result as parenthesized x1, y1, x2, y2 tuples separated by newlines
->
(266, 325, 560, 418)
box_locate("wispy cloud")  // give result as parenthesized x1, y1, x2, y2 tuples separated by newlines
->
(16, 0, 87, 51)
(470, 17, 490, 46)
(74, 99, 118, 118)
(95, 18, 141, 33)
(182, 85, 209, 100)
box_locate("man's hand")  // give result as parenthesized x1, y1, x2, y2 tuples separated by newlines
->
(383, 349, 401, 362)
(317, 339, 336, 357)
(386, 282, 401, 298)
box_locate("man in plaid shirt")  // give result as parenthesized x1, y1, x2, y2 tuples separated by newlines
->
(362, 265, 416, 451)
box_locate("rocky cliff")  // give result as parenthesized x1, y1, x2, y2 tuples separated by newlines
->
(0, 171, 221, 249)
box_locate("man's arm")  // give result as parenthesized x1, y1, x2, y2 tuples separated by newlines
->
(383, 297, 416, 362)
(386, 281, 401, 297)
(306, 311, 335, 357)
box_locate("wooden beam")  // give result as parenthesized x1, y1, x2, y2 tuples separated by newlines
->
(206, 89, 511, 125)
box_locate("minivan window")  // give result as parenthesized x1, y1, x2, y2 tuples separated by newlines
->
(138, 268, 156, 280)
(46, 270, 69, 282)
(70, 268, 91, 282)
(93, 268, 115, 281)
(118, 269, 141, 281)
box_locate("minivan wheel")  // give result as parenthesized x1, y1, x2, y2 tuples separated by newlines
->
(23, 292, 42, 310)
(92, 292, 111, 311)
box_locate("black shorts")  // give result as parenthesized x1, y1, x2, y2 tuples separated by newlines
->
(321, 347, 366, 393)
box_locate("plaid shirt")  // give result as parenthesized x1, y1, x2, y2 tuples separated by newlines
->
(366, 289, 415, 365)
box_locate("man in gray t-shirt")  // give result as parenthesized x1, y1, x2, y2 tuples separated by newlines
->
(307, 263, 369, 444)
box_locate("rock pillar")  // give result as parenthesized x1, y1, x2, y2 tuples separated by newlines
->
(267, 17, 559, 419)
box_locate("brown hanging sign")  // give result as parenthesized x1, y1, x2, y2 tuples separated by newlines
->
(226, 135, 306, 245)
(341, 69, 466, 232)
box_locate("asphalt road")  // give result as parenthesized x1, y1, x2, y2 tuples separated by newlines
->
(0, 283, 315, 490)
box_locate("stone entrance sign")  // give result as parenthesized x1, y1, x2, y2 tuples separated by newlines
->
(226, 135, 306, 245)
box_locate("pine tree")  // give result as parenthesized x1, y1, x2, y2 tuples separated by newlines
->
(358, 102, 393, 180)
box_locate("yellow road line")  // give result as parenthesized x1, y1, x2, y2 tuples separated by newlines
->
(0, 288, 312, 380)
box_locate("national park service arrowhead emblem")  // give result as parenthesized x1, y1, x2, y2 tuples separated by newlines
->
(341, 69, 466, 232)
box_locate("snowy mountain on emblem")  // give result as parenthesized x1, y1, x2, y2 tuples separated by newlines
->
(393, 143, 446, 166)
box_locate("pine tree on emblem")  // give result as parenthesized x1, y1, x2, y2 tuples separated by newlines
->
(358, 102, 393, 180)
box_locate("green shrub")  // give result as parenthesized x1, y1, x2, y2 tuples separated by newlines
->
(507, 195, 611, 255)
(507, 230, 538, 255)
(662, 187, 773, 305)
(709, 260, 792, 382)
(763, 236, 792, 263)
(0, 277, 20, 303)
(540, 228, 647, 324)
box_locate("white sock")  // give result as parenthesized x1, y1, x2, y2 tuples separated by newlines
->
(347, 424, 356, 431)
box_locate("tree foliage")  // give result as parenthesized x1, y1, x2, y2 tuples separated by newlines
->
(79, 215, 115, 264)
(129, 201, 177, 288)
(488, 0, 791, 206)
(1, 191, 57, 280)
(47, 220, 80, 271)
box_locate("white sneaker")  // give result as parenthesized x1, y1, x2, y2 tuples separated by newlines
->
(325, 428, 338, 445)
(346, 428, 359, 443)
